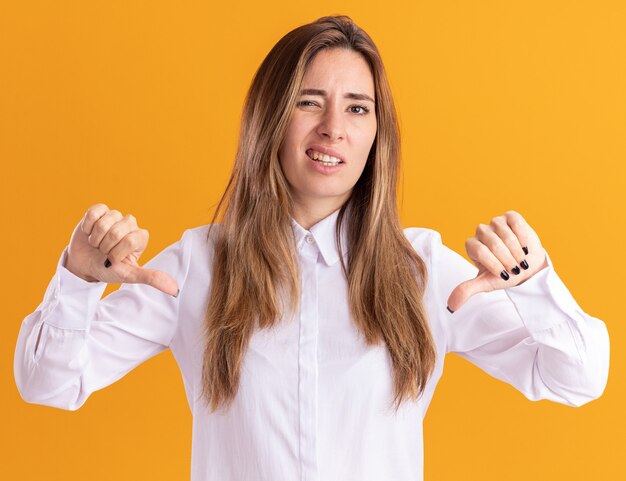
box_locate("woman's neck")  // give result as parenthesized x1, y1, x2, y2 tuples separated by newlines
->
(290, 199, 345, 230)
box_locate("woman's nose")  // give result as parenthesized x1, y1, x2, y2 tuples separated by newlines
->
(316, 106, 346, 141)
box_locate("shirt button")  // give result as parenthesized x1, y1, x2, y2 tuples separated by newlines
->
(305, 234, 314, 244)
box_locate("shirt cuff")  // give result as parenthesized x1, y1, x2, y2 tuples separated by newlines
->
(504, 248, 584, 332)
(40, 246, 108, 330)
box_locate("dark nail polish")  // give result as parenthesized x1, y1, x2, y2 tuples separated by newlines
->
(512, 265, 521, 275)
(446, 306, 455, 314)
(522, 246, 529, 255)
(520, 260, 529, 270)
(500, 270, 510, 281)
(173, 288, 180, 298)
(104, 258, 111, 268)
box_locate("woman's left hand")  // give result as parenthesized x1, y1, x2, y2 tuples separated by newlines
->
(446, 210, 549, 313)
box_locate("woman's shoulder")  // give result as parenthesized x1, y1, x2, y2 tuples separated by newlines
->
(402, 226, 443, 259)
(173, 223, 221, 264)
(403, 226, 440, 241)
(182, 222, 220, 243)
(182, 223, 443, 258)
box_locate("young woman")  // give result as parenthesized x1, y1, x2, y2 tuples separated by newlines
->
(14, 15, 609, 481)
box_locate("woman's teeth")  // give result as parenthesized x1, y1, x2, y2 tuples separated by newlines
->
(307, 150, 343, 166)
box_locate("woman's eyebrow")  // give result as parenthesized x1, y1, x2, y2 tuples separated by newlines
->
(300, 88, 375, 103)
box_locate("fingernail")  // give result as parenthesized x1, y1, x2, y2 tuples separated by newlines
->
(104, 258, 111, 268)
(522, 246, 529, 255)
(511, 265, 521, 275)
(173, 288, 180, 298)
(446, 305, 455, 314)
(520, 260, 529, 270)
(500, 270, 510, 281)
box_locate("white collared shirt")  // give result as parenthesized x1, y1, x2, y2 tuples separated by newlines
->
(13, 208, 610, 480)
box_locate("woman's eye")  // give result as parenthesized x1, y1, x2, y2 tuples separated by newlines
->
(297, 101, 370, 115)
(350, 105, 370, 114)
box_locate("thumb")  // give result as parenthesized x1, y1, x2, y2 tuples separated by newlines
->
(125, 263, 180, 298)
(446, 272, 492, 313)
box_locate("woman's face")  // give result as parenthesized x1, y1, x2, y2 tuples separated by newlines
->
(278, 47, 377, 218)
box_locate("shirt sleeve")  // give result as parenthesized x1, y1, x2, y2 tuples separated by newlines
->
(13, 228, 193, 411)
(428, 230, 610, 407)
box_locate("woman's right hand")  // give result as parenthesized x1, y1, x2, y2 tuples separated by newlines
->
(64, 203, 179, 297)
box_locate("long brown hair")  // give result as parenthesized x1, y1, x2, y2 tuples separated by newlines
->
(200, 15, 436, 413)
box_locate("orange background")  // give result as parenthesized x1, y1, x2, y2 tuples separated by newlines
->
(1, 1, 624, 480)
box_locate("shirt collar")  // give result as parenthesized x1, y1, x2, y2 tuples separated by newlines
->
(290, 207, 350, 266)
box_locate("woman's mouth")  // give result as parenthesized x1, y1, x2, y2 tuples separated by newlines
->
(306, 149, 344, 166)
(306, 149, 345, 174)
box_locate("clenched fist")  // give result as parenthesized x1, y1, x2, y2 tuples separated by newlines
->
(446, 210, 549, 313)
(64, 203, 179, 297)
